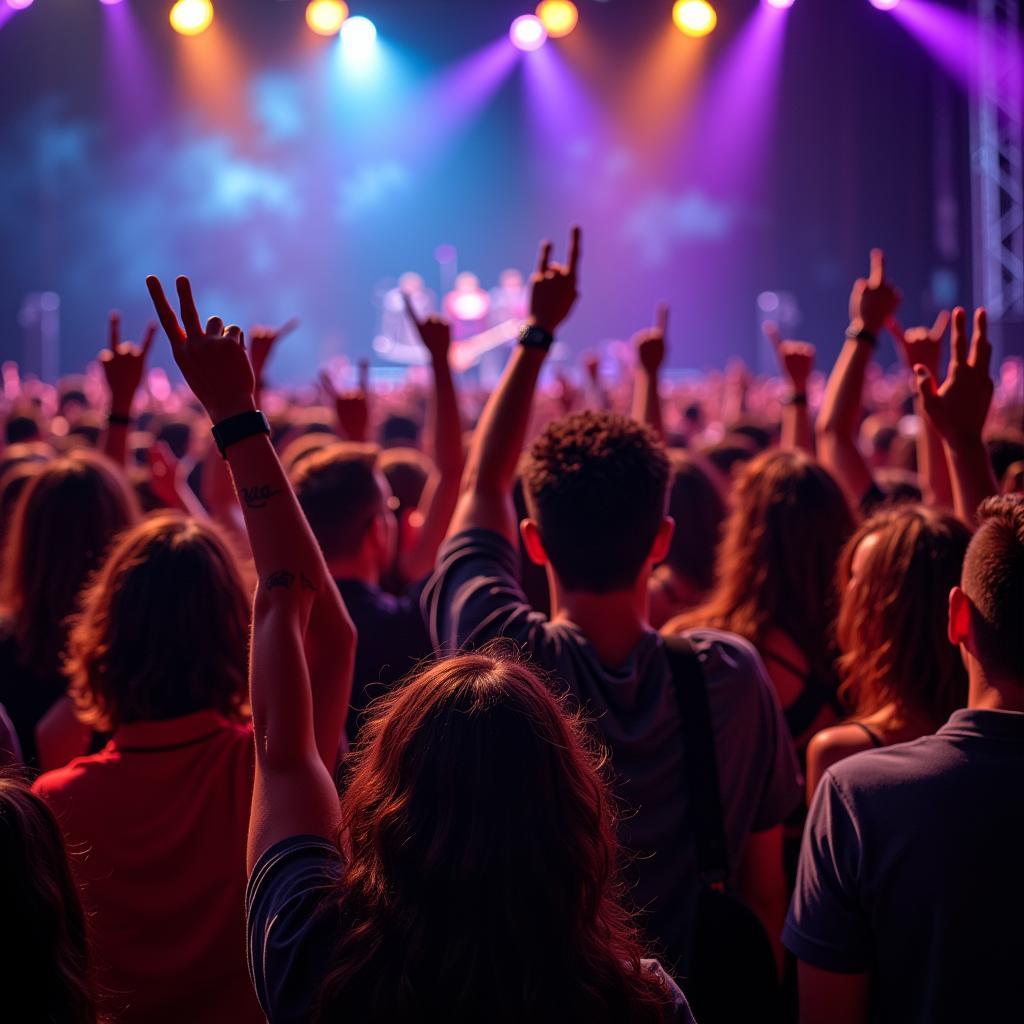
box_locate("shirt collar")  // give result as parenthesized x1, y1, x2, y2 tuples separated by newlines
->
(938, 707, 1024, 743)
(111, 709, 238, 752)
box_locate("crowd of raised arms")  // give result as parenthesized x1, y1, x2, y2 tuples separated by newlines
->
(0, 231, 1022, 1024)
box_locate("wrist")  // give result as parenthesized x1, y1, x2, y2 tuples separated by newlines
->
(786, 391, 808, 406)
(846, 322, 877, 346)
(206, 397, 258, 424)
(519, 321, 555, 352)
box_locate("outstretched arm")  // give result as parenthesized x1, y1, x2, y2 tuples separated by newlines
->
(396, 296, 464, 583)
(816, 249, 900, 505)
(914, 306, 997, 526)
(147, 276, 354, 872)
(631, 304, 668, 440)
(99, 313, 155, 467)
(447, 228, 581, 545)
(889, 312, 954, 509)
(765, 323, 816, 454)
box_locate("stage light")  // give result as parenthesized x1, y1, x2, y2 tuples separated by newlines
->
(510, 14, 547, 51)
(5, 0, 34, 9)
(99, 0, 125, 6)
(868, 0, 900, 8)
(673, 1, 717, 38)
(306, 0, 347, 36)
(170, 0, 213, 36)
(536, 0, 578, 38)
(764, 0, 795, 8)
(340, 14, 376, 51)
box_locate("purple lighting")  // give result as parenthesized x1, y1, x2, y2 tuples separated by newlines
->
(869, 0, 901, 10)
(764, 0, 795, 8)
(510, 15, 547, 52)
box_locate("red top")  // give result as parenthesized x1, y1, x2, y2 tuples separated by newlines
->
(34, 710, 263, 1024)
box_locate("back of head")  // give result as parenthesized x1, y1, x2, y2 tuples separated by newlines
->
(292, 442, 384, 563)
(0, 774, 96, 1024)
(67, 514, 249, 732)
(1, 450, 139, 676)
(5, 411, 43, 445)
(378, 447, 432, 513)
(962, 496, 1024, 682)
(521, 411, 670, 594)
(837, 505, 970, 727)
(675, 449, 855, 673)
(321, 652, 668, 1021)
(665, 452, 726, 593)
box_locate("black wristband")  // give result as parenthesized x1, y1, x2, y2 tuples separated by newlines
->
(518, 323, 554, 351)
(786, 392, 808, 407)
(845, 325, 877, 347)
(107, 412, 132, 427)
(211, 409, 270, 458)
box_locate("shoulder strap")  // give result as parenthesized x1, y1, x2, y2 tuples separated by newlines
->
(662, 634, 730, 887)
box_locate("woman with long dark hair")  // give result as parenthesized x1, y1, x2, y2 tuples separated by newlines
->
(0, 773, 99, 1024)
(144, 276, 689, 1022)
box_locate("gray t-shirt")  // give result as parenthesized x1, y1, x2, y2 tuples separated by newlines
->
(784, 708, 1024, 1023)
(425, 528, 803, 964)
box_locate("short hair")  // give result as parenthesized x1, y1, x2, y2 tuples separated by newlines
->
(664, 452, 726, 593)
(291, 442, 384, 562)
(962, 495, 1024, 679)
(521, 412, 670, 594)
(378, 447, 432, 513)
(5, 413, 41, 445)
(381, 414, 420, 449)
(67, 514, 249, 732)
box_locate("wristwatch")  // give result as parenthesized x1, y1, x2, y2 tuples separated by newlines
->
(518, 323, 555, 351)
(211, 409, 271, 458)
(845, 324, 877, 347)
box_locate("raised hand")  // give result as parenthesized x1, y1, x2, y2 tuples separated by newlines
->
(915, 306, 993, 450)
(764, 323, 815, 392)
(319, 361, 370, 443)
(849, 248, 901, 335)
(402, 292, 451, 362)
(633, 304, 668, 375)
(146, 275, 255, 424)
(250, 317, 300, 387)
(99, 312, 156, 415)
(529, 226, 581, 334)
(889, 310, 949, 377)
(583, 352, 601, 387)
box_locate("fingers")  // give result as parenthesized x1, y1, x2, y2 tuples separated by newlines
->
(401, 289, 422, 331)
(536, 240, 552, 275)
(887, 316, 906, 348)
(950, 306, 968, 365)
(930, 309, 950, 341)
(206, 316, 224, 338)
(358, 358, 370, 394)
(276, 317, 300, 341)
(318, 370, 337, 398)
(655, 302, 669, 337)
(109, 311, 121, 351)
(913, 363, 938, 412)
(762, 321, 782, 350)
(868, 248, 885, 289)
(225, 324, 243, 347)
(567, 225, 581, 277)
(146, 276, 186, 348)
(969, 307, 991, 375)
(176, 276, 204, 339)
(140, 322, 157, 359)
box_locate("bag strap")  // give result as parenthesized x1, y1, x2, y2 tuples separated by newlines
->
(663, 633, 730, 889)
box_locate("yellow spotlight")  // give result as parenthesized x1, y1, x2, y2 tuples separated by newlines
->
(170, 0, 213, 37)
(673, 0, 717, 38)
(306, 0, 348, 37)
(536, 0, 578, 38)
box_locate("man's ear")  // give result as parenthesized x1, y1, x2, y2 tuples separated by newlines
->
(520, 518, 548, 567)
(948, 585, 972, 648)
(649, 516, 675, 566)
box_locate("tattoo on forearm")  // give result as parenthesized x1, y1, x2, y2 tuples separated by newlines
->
(300, 572, 318, 592)
(265, 570, 295, 590)
(241, 484, 282, 509)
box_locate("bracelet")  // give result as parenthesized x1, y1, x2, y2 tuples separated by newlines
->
(211, 409, 271, 458)
(107, 412, 132, 426)
(786, 393, 808, 407)
(518, 323, 555, 351)
(845, 324, 877, 347)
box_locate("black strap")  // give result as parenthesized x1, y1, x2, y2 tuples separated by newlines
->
(663, 634, 730, 887)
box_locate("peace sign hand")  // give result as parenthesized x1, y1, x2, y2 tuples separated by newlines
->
(99, 312, 156, 415)
(402, 292, 451, 361)
(529, 226, 581, 335)
(146, 275, 256, 424)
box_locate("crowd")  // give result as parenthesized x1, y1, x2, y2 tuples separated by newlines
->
(0, 231, 1022, 1024)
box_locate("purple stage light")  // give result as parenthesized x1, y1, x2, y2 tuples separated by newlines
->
(99, 0, 125, 6)
(510, 14, 547, 52)
(764, 0, 795, 8)
(869, 0, 901, 9)
(6, 0, 34, 9)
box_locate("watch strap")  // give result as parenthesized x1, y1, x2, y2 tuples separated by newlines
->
(211, 409, 270, 458)
(845, 324, 877, 347)
(518, 323, 555, 351)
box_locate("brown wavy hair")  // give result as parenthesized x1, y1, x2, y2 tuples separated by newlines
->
(0, 773, 99, 1023)
(67, 514, 250, 732)
(0, 451, 139, 677)
(837, 505, 970, 726)
(317, 652, 675, 1023)
(667, 449, 855, 682)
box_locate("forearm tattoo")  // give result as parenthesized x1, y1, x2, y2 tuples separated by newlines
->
(241, 484, 282, 509)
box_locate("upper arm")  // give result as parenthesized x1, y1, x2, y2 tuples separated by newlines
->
(815, 430, 874, 508)
(797, 961, 869, 1024)
(806, 727, 870, 804)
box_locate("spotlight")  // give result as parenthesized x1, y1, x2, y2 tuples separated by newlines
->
(169, 0, 213, 36)
(510, 14, 547, 51)
(673, 1, 717, 38)
(99, 0, 125, 6)
(868, 0, 900, 8)
(306, 0, 348, 36)
(764, 0, 795, 7)
(536, 0, 578, 38)
(6, 0, 34, 9)
(340, 14, 377, 52)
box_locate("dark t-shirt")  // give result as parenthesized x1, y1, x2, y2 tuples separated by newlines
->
(246, 835, 696, 1024)
(784, 708, 1024, 1023)
(335, 577, 432, 739)
(423, 529, 803, 964)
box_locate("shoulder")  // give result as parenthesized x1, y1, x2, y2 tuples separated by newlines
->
(807, 724, 874, 783)
(671, 627, 774, 703)
(32, 752, 107, 805)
